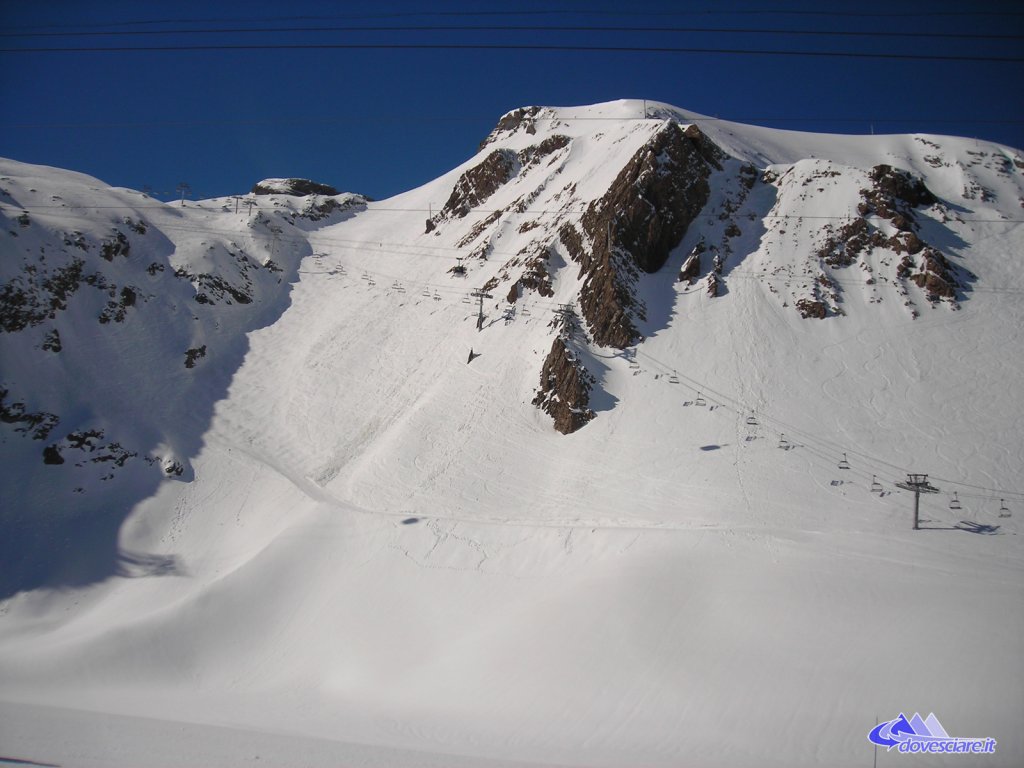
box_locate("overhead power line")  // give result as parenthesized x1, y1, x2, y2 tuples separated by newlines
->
(2, 42, 1021, 63)
(6, 8, 1024, 33)
(3, 114, 1023, 130)
(2, 25, 1021, 43)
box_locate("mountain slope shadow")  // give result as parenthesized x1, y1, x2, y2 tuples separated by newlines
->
(0, 198, 358, 599)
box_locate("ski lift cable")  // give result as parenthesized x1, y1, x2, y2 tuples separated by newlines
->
(633, 346, 1021, 499)
(8, 200, 1024, 226)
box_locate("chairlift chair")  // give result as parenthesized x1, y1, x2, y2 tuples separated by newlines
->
(695, 392, 706, 406)
(777, 434, 788, 449)
(838, 453, 851, 470)
(433, 292, 442, 301)
(999, 499, 1011, 518)
(870, 475, 883, 494)
(421, 288, 431, 297)
(746, 414, 758, 427)
(949, 492, 961, 511)
(521, 304, 531, 316)
(669, 371, 680, 384)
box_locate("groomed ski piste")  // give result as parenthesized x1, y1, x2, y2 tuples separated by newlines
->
(1, 100, 1022, 767)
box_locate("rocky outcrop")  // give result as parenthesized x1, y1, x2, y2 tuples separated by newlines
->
(532, 337, 595, 434)
(796, 298, 827, 319)
(678, 250, 701, 283)
(479, 106, 543, 149)
(503, 242, 554, 302)
(252, 178, 339, 196)
(519, 135, 571, 168)
(297, 194, 366, 222)
(1, 387, 59, 441)
(909, 248, 959, 299)
(858, 165, 937, 231)
(436, 150, 517, 224)
(566, 122, 723, 348)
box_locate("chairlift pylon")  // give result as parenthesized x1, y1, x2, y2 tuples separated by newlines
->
(838, 453, 851, 470)
(949, 492, 961, 511)
(999, 499, 1011, 518)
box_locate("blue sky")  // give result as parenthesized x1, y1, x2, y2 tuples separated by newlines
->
(1, 1, 1021, 201)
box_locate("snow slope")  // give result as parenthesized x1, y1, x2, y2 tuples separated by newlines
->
(1, 100, 1022, 767)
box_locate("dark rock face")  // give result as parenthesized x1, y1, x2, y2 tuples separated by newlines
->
(438, 150, 517, 221)
(184, 345, 207, 368)
(100, 231, 130, 261)
(859, 165, 937, 230)
(796, 298, 827, 319)
(251, 179, 339, 196)
(501, 242, 555, 304)
(808, 163, 963, 315)
(532, 337, 595, 434)
(519, 135, 571, 168)
(678, 249, 700, 283)
(479, 106, 543, 149)
(910, 248, 959, 298)
(297, 195, 366, 222)
(1, 257, 87, 332)
(567, 122, 722, 348)
(817, 218, 886, 267)
(1, 387, 59, 440)
(42, 445, 64, 465)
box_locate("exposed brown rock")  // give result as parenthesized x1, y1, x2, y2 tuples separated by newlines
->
(437, 150, 517, 221)
(889, 231, 925, 255)
(569, 122, 723, 348)
(506, 242, 554, 299)
(796, 298, 827, 319)
(909, 247, 958, 298)
(519, 135, 571, 167)
(816, 218, 887, 267)
(532, 336, 595, 434)
(859, 165, 936, 230)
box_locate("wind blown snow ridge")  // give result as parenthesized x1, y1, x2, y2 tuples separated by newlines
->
(1, 100, 1022, 767)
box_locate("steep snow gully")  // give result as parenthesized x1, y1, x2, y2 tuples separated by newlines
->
(1, 100, 1022, 767)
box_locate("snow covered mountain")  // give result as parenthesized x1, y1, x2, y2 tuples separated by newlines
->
(1, 100, 1022, 767)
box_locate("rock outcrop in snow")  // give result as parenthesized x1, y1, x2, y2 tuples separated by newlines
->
(252, 178, 339, 196)
(561, 123, 723, 348)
